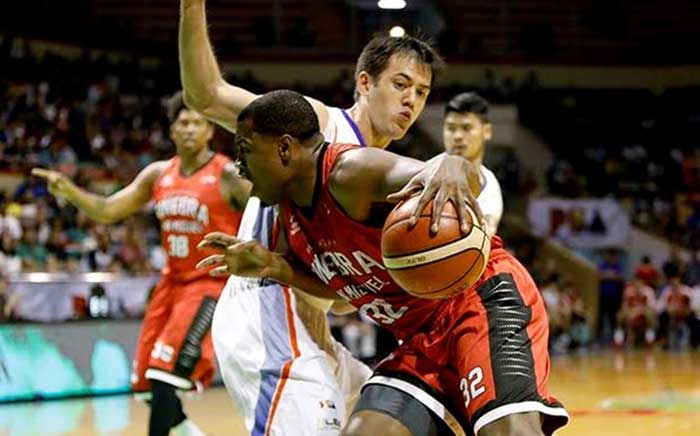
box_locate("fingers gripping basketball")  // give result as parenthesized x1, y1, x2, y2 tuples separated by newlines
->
(381, 196, 490, 299)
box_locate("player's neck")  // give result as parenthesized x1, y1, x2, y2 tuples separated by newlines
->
(179, 148, 215, 176)
(287, 138, 325, 207)
(348, 104, 392, 149)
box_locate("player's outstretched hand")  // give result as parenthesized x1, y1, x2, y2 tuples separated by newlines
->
(196, 231, 276, 278)
(31, 168, 74, 198)
(387, 155, 484, 234)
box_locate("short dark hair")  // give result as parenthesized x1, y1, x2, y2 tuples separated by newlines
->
(354, 35, 444, 101)
(238, 90, 319, 140)
(445, 92, 490, 122)
(166, 91, 187, 123)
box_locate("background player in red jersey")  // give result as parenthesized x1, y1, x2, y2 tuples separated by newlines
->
(32, 92, 251, 436)
(614, 277, 657, 347)
(198, 90, 569, 436)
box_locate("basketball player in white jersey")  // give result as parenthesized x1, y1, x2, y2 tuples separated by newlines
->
(179, 1, 481, 434)
(443, 92, 504, 236)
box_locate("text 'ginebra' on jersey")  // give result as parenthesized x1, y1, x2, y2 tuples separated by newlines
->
(310, 249, 392, 300)
(154, 195, 209, 234)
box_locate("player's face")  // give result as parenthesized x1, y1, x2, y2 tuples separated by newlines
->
(170, 109, 214, 156)
(443, 112, 492, 162)
(363, 54, 432, 140)
(235, 121, 287, 204)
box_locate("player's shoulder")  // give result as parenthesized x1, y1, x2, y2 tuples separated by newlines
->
(305, 96, 330, 132)
(142, 159, 171, 180)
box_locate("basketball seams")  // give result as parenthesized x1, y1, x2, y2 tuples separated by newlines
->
(418, 229, 490, 297)
(382, 220, 466, 258)
(418, 252, 483, 297)
(383, 226, 486, 269)
(382, 214, 464, 236)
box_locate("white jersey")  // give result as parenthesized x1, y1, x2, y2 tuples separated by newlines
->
(477, 164, 504, 236)
(213, 106, 371, 436)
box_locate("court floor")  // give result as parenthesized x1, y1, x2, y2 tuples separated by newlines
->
(0, 350, 698, 435)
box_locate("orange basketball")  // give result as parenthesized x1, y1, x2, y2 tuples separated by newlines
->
(381, 196, 491, 299)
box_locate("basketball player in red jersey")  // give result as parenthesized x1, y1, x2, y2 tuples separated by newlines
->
(199, 91, 569, 436)
(614, 278, 657, 347)
(32, 93, 251, 436)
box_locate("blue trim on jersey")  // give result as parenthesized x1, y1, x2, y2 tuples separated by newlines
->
(342, 110, 367, 147)
(250, 204, 278, 287)
(251, 284, 294, 435)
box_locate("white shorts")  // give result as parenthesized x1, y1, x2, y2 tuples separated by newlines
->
(213, 276, 371, 436)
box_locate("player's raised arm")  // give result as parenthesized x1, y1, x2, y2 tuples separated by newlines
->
(31, 161, 167, 225)
(178, 0, 328, 133)
(330, 147, 483, 234)
(179, 0, 254, 132)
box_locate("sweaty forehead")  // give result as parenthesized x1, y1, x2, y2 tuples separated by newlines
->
(381, 53, 433, 86)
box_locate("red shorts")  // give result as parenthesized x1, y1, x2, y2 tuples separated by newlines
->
(131, 276, 225, 393)
(367, 247, 569, 435)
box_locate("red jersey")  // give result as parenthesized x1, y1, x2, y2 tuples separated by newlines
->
(282, 143, 457, 339)
(659, 285, 692, 312)
(635, 264, 659, 288)
(622, 282, 655, 309)
(151, 154, 242, 282)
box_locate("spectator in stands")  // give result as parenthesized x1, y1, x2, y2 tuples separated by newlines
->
(561, 280, 591, 350)
(85, 229, 117, 271)
(685, 250, 700, 287)
(87, 284, 110, 319)
(1, 194, 23, 241)
(0, 274, 20, 323)
(597, 249, 625, 344)
(662, 246, 684, 286)
(634, 255, 660, 288)
(657, 274, 693, 350)
(614, 278, 656, 348)
(690, 285, 700, 348)
(541, 273, 571, 353)
(117, 224, 147, 274)
(15, 226, 48, 271)
(0, 235, 22, 276)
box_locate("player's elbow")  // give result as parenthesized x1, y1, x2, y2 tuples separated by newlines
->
(94, 214, 117, 225)
(182, 89, 212, 113)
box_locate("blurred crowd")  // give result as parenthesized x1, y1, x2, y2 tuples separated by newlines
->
(518, 85, 700, 248)
(595, 249, 700, 352)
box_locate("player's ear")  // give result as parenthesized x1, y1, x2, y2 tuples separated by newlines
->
(356, 71, 372, 98)
(278, 134, 293, 165)
(483, 123, 493, 141)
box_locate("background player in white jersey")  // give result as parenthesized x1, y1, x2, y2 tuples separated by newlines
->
(443, 92, 504, 236)
(179, 1, 481, 434)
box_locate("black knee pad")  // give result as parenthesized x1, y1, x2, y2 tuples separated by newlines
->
(353, 384, 446, 436)
(149, 380, 187, 436)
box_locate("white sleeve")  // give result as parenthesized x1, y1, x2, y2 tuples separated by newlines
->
(476, 165, 503, 236)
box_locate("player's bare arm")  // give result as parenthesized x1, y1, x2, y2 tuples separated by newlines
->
(178, 0, 329, 133)
(31, 161, 168, 225)
(329, 148, 482, 233)
(220, 161, 253, 211)
(195, 231, 340, 301)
